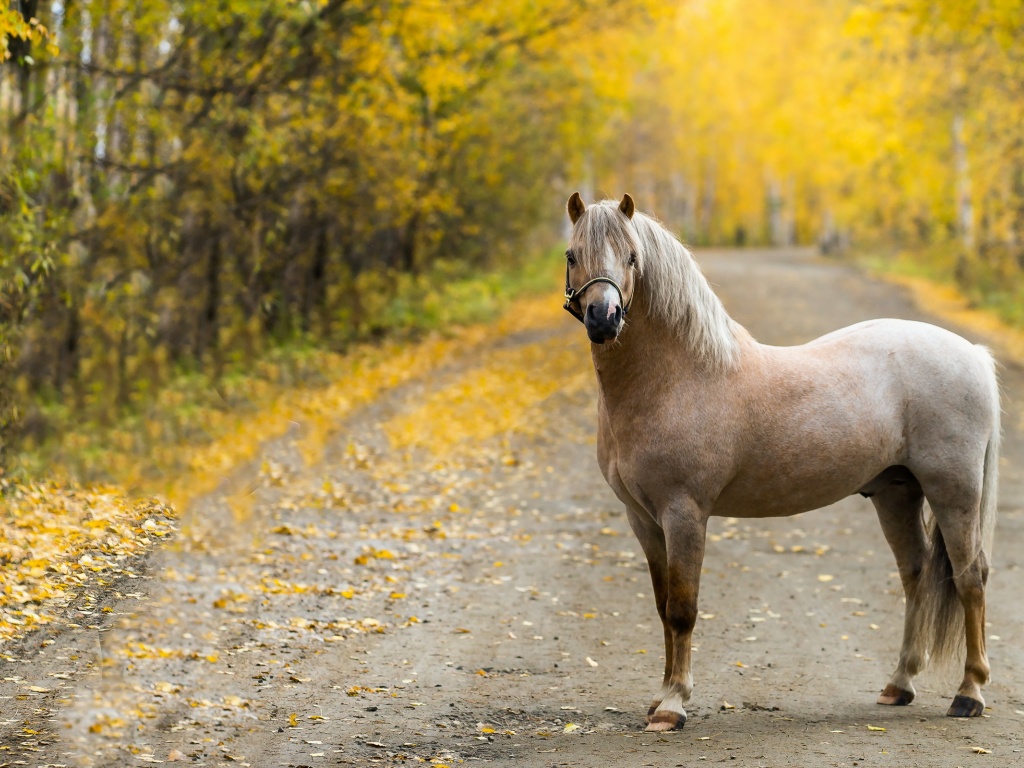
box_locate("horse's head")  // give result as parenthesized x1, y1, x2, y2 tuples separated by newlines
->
(564, 192, 639, 344)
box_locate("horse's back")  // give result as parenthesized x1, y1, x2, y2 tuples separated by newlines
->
(804, 318, 994, 396)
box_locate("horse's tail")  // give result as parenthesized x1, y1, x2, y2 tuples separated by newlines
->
(923, 346, 1000, 670)
(978, 348, 1001, 558)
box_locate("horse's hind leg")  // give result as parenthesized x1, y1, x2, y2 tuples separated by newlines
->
(872, 479, 928, 706)
(929, 499, 991, 717)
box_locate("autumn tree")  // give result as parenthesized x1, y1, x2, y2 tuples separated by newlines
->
(0, 0, 650, 469)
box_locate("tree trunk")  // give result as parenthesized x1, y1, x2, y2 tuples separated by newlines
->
(953, 113, 974, 251)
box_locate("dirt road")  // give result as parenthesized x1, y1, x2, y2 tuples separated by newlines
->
(2, 248, 1022, 767)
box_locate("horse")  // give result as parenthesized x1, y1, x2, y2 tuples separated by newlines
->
(563, 192, 1000, 731)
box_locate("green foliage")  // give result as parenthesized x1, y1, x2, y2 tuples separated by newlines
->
(372, 249, 560, 336)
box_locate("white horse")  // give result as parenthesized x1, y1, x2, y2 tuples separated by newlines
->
(564, 192, 1000, 731)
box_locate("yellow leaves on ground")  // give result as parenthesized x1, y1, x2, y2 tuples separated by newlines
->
(346, 685, 387, 697)
(0, 482, 173, 642)
(384, 324, 590, 456)
(211, 591, 250, 612)
(169, 330, 490, 517)
(353, 546, 396, 566)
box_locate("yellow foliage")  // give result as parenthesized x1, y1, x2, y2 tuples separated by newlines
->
(575, 0, 1024, 274)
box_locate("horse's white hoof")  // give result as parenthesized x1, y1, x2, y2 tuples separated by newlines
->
(877, 683, 915, 706)
(645, 711, 686, 731)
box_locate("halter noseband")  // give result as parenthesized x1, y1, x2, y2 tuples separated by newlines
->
(563, 259, 631, 324)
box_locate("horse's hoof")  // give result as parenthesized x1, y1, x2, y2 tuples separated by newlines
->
(645, 711, 686, 731)
(877, 684, 914, 706)
(645, 703, 660, 723)
(946, 695, 985, 718)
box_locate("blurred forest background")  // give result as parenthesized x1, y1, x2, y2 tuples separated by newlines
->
(1, 0, 1022, 479)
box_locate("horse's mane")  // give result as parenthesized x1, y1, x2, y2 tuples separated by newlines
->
(575, 201, 741, 370)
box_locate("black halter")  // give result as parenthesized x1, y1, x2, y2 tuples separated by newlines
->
(563, 259, 631, 324)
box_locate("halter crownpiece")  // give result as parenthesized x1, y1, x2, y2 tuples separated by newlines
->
(563, 259, 631, 324)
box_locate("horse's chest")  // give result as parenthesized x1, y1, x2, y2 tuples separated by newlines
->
(599, 390, 739, 517)
(600, 429, 704, 518)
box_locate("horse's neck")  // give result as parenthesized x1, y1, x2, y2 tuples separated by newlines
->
(592, 284, 752, 401)
(592, 298, 702, 403)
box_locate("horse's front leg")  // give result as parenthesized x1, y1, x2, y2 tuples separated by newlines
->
(647, 503, 707, 732)
(624, 506, 671, 721)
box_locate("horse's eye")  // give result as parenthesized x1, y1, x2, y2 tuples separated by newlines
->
(566, 251, 577, 267)
(629, 253, 637, 266)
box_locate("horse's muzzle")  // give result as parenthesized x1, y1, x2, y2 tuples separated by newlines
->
(585, 302, 622, 344)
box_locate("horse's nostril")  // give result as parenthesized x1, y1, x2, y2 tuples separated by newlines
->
(586, 302, 620, 330)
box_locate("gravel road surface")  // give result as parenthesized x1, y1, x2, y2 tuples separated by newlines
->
(2, 248, 1021, 767)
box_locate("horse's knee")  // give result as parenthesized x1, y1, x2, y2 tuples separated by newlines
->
(665, 600, 697, 636)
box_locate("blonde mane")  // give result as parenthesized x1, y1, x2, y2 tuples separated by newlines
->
(573, 201, 741, 370)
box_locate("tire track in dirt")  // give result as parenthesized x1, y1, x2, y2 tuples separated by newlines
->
(3, 248, 1023, 767)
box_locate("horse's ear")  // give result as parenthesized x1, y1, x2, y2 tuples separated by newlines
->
(567, 192, 586, 224)
(619, 193, 635, 220)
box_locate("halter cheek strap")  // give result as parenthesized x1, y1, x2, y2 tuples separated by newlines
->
(563, 261, 631, 324)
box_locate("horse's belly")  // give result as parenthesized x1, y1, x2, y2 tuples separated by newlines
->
(710, 455, 892, 519)
(711, 485, 853, 519)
